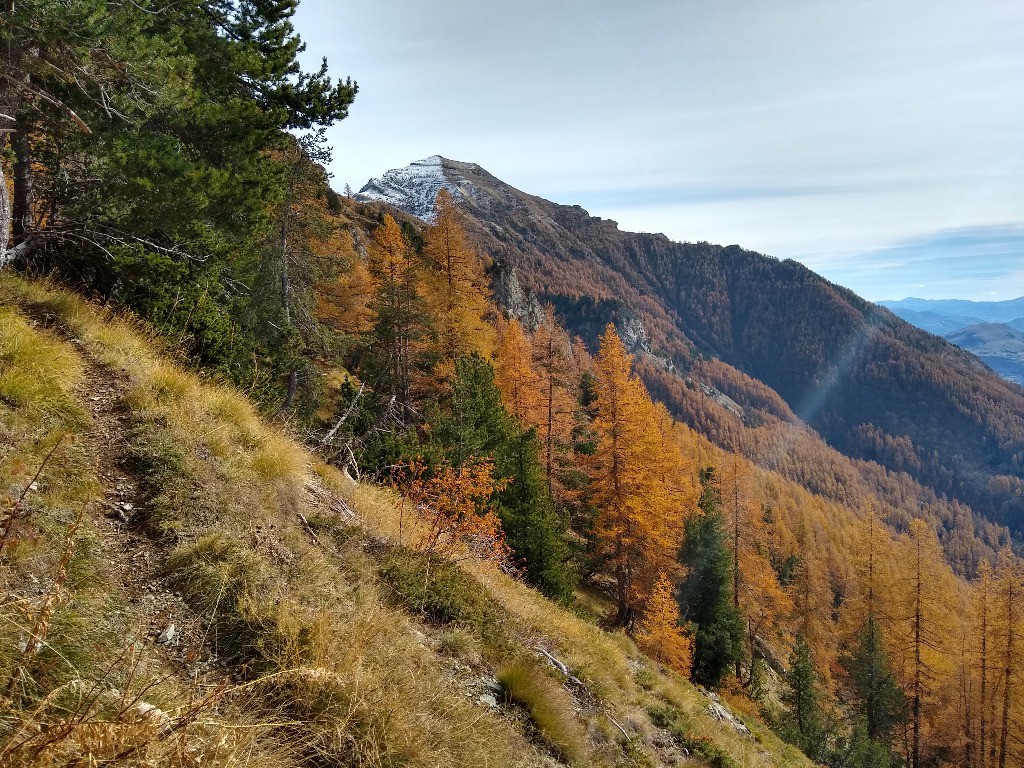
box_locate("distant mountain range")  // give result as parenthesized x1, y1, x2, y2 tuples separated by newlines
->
(879, 297, 1024, 384)
(358, 157, 1024, 545)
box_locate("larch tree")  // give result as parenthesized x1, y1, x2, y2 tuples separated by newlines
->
(969, 559, 995, 768)
(531, 306, 578, 500)
(588, 324, 687, 628)
(366, 214, 427, 410)
(494, 317, 543, 427)
(637, 572, 693, 677)
(422, 189, 492, 361)
(720, 452, 789, 682)
(902, 519, 956, 768)
(993, 548, 1023, 768)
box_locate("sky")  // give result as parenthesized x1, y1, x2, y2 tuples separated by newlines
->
(293, 0, 1024, 302)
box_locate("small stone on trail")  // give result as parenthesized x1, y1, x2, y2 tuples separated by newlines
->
(157, 623, 177, 645)
(478, 693, 499, 708)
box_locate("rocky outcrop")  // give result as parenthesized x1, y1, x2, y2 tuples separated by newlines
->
(490, 262, 544, 330)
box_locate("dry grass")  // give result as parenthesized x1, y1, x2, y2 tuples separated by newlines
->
(0, 274, 817, 768)
(498, 658, 591, 765)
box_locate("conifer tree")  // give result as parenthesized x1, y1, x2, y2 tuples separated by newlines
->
(637, 572, 693, 676)
(780, 634, 827, 761)
(841, 613, 905, 753)
(993, 549, 1022, 768)
(903, 519, 955, 768)
(366, 214, 428, 410)
(430, 354, 574, 599)
(422, 189, 492, 360)
(494, 317, 543, 426)
(677, 468, 744, 687)
(589, 324, 686, 627)
(531, 306, 578, 499)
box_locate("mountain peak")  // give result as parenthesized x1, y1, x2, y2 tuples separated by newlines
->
(355, 155, 487, 221)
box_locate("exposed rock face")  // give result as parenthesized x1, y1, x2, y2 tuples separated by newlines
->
(490, 262, 544, 331)
(614, 305, 650, 355)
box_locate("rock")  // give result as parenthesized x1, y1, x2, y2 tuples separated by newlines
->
(478, 692, 499, 708)
(491, 262, 544, 330)
(156, 623, 177, 645)
(703, 691, 752, 738)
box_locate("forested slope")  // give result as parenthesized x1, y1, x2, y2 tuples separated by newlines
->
(359, 158, 1024, 538)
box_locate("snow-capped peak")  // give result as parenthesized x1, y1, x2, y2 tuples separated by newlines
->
(356, 156, 464, 221)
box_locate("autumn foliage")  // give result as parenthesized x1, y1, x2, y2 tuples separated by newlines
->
(399, 459, 510, 564)
(588, 324, 691, 627)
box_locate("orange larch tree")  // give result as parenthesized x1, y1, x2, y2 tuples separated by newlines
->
(366, 213, 427, 409)
(531, 306, 579, 501)
(422, 189, 493, 361)
(589, 323, 689, 628)
(494, 317, 543, 426)
(638, 571, 693, 677)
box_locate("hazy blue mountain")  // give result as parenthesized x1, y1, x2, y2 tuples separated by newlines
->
(883, 307, 986, 335)
(945, 323, 1024, 385)
(879, 296, 1024, 324)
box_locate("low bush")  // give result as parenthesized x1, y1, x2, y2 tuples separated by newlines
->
(378, 547, 509, 646)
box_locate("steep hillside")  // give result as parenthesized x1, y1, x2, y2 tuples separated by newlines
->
(358, 158, 1024, 538)
(0, 274, 811, 767)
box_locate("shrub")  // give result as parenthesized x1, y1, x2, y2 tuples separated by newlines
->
(378, 548, 509, 646)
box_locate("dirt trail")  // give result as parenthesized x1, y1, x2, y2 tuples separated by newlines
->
(70, 347, 222, 685)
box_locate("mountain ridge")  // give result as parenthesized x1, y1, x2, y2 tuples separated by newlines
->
(357, 156, 1024, 541)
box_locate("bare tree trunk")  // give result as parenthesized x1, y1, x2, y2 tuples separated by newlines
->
(913, 536, 922, 768)
(981, 577, 989, 768)
(0, 149, 10, 266)
(998, 574, 1014, 768)
(12, 127, 33, 243)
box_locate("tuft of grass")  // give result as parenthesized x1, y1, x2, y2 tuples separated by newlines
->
(167, 534, 275, 660)
(0, 308, 88, 433)
(436, 625, 483, 666)
(498, 658, 591, 765)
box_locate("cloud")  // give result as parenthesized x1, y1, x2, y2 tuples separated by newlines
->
(798, 224, 1024, 301)
(294, 0, 1024, 301)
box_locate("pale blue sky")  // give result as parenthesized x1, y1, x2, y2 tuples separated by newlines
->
(294, 0, 1024, 301)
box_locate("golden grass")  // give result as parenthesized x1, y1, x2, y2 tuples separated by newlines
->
(498, 658, 591, 765)
(0, 273, 816, 768)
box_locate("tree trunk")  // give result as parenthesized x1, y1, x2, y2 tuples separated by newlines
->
(998, 575, 1014, 768)
(0, 149, 10, 266)
(12, 127, 33, 243)
(981, 580, 988, 768)
(913, 539, 922, 768)
(274, 370, 298, 418)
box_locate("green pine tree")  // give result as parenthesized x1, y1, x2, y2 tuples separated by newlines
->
(839, 613, 905, 765)
(779, 634, 827, 760)
(429, 355, 576, 600)
(677, 467, 744, 687)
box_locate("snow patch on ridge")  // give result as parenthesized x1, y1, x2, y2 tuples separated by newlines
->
(356, 156, 469, 221)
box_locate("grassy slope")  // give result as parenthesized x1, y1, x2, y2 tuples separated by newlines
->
(0, 274, 813, 768)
